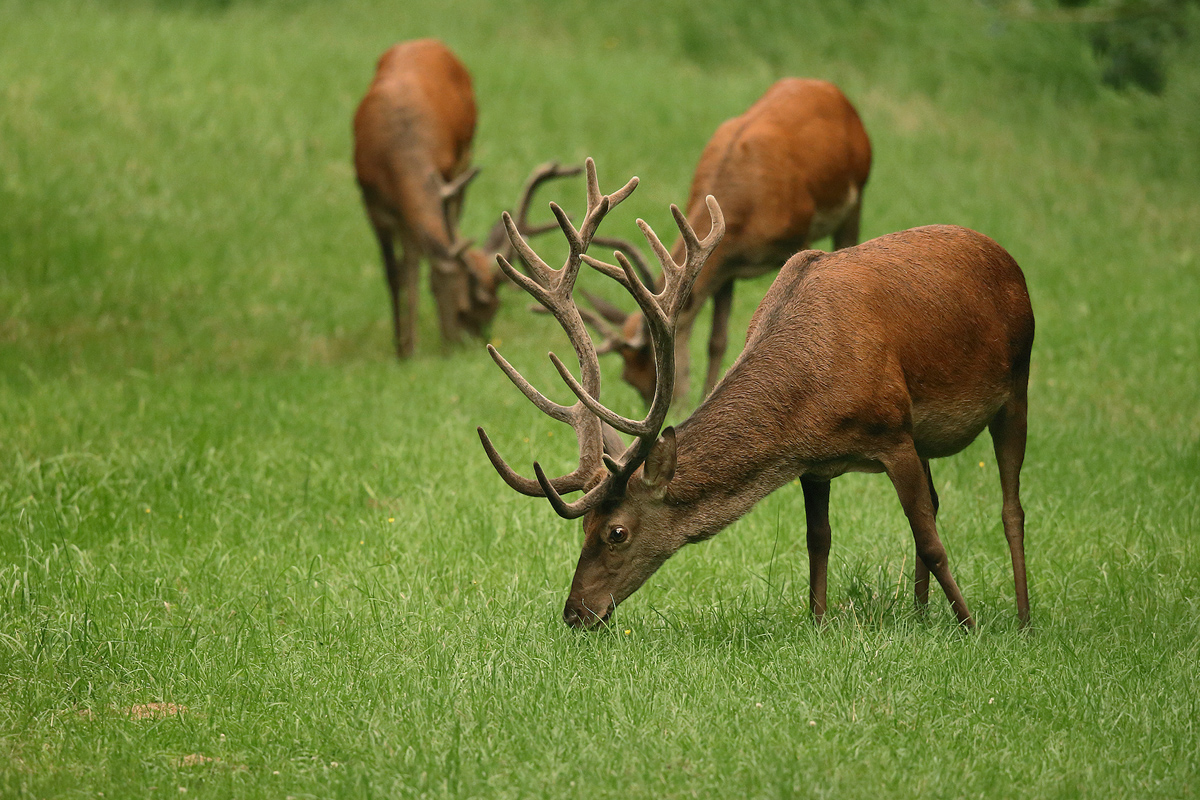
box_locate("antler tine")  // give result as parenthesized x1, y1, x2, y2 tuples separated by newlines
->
(478, 427, 569, 497)
(495, 253, 555, 312)
(677, 197, 725, 273)
(487, 344, 574, 423)
(580, 252, 632, 288)
(502, 211, 559, 289)
(578, 158, 639, 246)
(644, 196, 726, 318)
(483, 161, 584, 257)
(534, 462, 612, 520)
(437, 167, 483, 254)
(521, 220, 561, 237)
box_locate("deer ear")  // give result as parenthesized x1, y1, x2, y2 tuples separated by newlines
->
(641, 426, 676, 498)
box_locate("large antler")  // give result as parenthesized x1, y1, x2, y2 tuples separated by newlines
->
(570, 196, 724, 484)
(477, 158, 637, 508)
(478, 158, 725, 519)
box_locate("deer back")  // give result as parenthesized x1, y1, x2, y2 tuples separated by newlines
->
(592, 79, 872, 403)
(353, 39, 476, 238)
(672, 77, 872, 299)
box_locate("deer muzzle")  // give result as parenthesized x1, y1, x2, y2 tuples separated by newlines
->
(562, 596, 613, 629)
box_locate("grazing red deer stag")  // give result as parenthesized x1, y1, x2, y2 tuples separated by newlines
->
(581, 78, 871, 405)
(479, 159, 1034, 631)
(354, 39, 577, 356)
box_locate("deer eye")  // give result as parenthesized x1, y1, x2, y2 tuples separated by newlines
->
(609, 526, 629, 544)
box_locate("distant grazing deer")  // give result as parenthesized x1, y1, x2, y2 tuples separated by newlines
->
(580, 78, 872, 405)
(479, 159, 1034, 631)
(354, 38, 577, 356)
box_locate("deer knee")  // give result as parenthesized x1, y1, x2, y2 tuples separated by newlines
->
(707, 332, 728, 361)
(914, 539, 947, 571)
(1001, 504, 1025, 538)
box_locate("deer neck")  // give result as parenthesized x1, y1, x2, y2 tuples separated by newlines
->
(663, 375, 808, 542)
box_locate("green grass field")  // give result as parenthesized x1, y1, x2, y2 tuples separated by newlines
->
(2, 0, 1199, 797)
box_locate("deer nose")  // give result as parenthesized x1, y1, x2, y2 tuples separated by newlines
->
(563, 602, 585, 628)
(563, 599, 612, 629)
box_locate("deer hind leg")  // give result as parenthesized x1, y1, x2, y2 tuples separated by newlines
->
(801, 477, 832, 623)
(989, 389, 1030, 628)
(376, 226, 418, 359)
(913, 459, 938, 613)
(883, 442, 975, 629)
(832, 196, 863, 250)
(702, 281, 735, 398)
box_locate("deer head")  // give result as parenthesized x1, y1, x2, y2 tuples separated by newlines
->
(477, 158, 724, 628)
(441, 162, 583, 338)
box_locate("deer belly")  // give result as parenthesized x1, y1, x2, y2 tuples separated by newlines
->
(803, 457, 888, 481)
(910, 394, 1007, 459)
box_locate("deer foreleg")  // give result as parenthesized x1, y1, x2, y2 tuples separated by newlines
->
(672, 303, 700, 404)
(379, 227, 417, 358)
(832, 197, 862, 250)
(429, 259, 465, 347)
(801, 477, 832, 623)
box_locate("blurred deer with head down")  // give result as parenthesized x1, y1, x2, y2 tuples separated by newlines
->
(480, 159, 1034, 631)
(582, 78, 871, 405)
(354, 39, 577, 356)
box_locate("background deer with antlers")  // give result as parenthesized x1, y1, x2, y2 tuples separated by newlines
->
(353, 38, 578, 357)
(579, 78, 871, 405)
(479, 158, 1034, 631)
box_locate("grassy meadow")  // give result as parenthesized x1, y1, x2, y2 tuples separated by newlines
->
(2, 0, 1199, 797)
